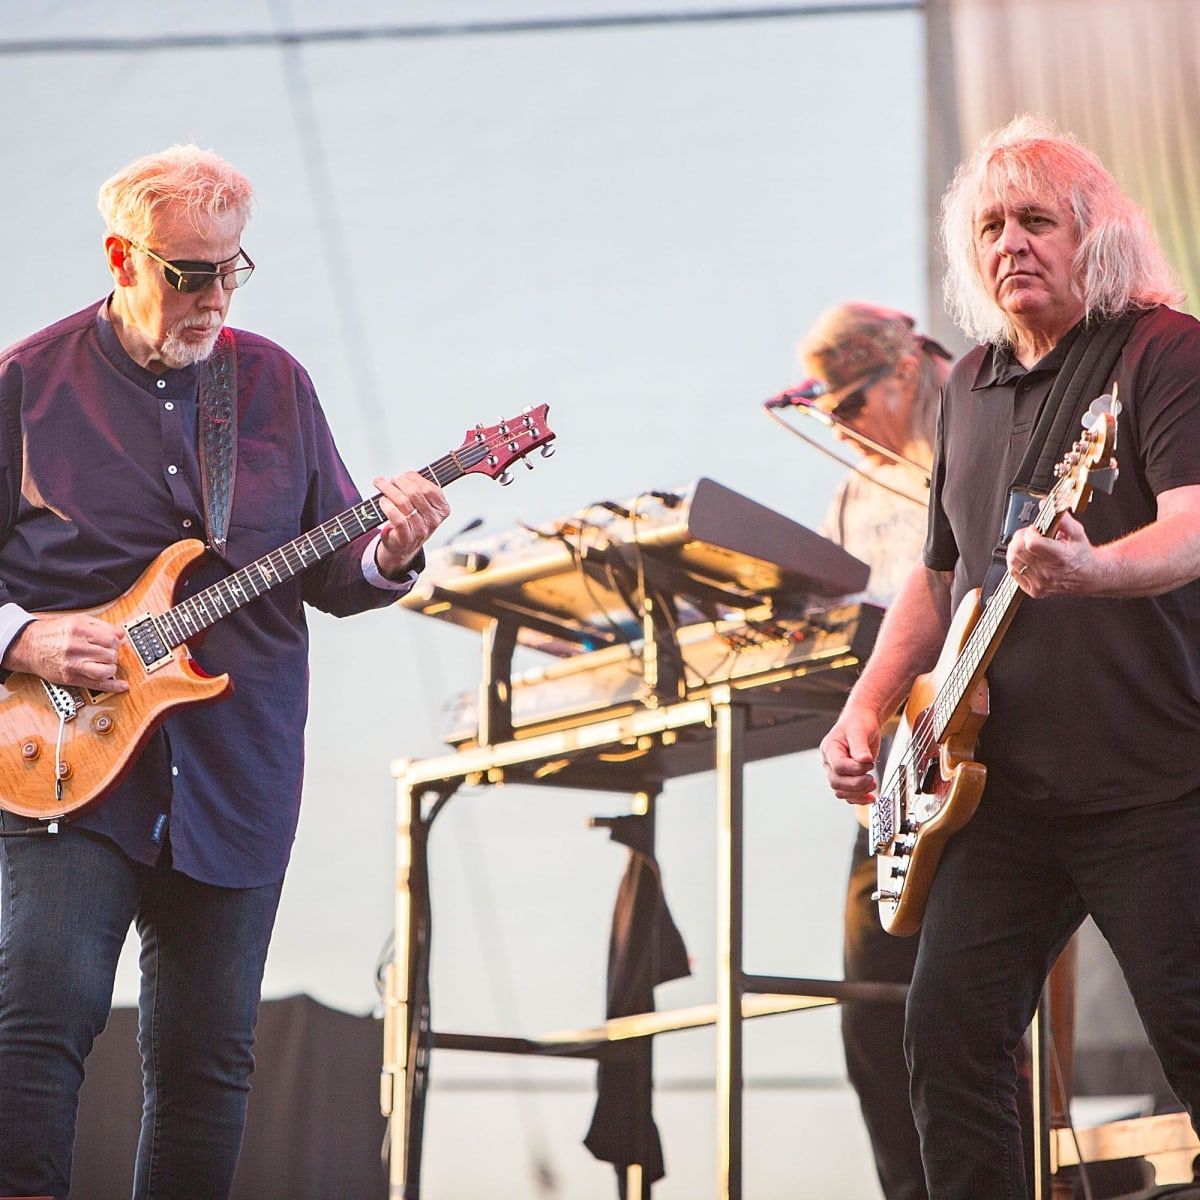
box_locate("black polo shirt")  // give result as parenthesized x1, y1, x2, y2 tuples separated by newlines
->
(924, 305, 1200, 812)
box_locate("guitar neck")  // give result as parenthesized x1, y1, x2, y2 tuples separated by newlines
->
(929, 485, 1064, 741)
(155, 453, 468, 650)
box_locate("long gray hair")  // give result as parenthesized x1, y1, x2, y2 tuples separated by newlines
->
(941, 115, 1182, 346)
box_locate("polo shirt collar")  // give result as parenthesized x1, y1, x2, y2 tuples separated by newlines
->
(970, 320, 1084, 391)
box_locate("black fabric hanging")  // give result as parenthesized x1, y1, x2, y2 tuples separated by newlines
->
(198, 327, 238, 556)
(584, 813, 691, 1190)
(979, 310, 1141, 608)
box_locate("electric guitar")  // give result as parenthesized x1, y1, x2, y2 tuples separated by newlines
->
(870, 394, 1120, 935)
(0, 406, 555, 820)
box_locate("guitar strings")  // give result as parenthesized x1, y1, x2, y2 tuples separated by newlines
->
(874, 431, 1097, 827)
(154, 417, 552, 648)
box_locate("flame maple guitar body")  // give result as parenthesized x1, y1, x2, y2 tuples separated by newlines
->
(0, 540, 229, 820)
(0, 405, 558, 823)
(874, 587, 990, 936)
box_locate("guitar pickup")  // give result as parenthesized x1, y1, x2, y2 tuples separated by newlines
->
(125, 614, 173, 672)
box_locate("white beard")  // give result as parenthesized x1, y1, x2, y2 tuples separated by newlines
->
(159, 322, 222, 369)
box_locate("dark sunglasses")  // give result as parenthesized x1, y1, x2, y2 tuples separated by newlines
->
(129, 240, 255, 294)
(824, 366, 893, 423)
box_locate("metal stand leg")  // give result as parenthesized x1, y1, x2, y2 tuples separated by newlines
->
(714, 691, 744, 1200)
(631, 789, 656, 1200)
(1031, 987, 1054, 1200)
(386, 781, 437, 1199)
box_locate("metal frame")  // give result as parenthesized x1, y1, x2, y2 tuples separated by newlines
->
(381, 684, 907, 1199)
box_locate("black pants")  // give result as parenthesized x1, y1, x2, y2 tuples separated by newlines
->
(844, 824, 928, 1200)
(906, 789, 1200, 1200)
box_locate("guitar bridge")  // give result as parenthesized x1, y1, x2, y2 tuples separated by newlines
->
(40, 679, 83, 721)
(125, 614, 173, 672)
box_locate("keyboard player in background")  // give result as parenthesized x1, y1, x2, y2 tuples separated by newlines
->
(796, 302, 950, 1200)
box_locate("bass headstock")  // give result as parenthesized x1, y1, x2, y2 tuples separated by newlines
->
(1054, 390, 1121, 516)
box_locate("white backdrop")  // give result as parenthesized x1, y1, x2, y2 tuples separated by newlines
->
(0, 3, 924, 1195)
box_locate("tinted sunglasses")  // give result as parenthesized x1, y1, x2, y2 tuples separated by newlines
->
(824, 366, 892, 423)
(130, 240, 255, 294)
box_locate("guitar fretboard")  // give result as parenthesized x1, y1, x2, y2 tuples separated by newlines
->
(928, 480, 1064, 741)
(151, 446, 483, 651)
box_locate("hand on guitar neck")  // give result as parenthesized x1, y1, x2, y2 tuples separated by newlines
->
(1006, 509, 1095, 598)
(371, 469, 451, 580)
(4, 615, 129, 694)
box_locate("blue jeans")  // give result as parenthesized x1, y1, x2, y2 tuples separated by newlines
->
(0, 815, 282, 1199)
(904, 788, 1200, 1200)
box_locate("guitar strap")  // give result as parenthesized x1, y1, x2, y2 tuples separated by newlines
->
(979, 309, 1140, 608)
(198, 328, 238, 557)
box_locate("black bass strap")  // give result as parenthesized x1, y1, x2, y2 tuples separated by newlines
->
(979, 309, 1140, 608)
(198, 328, 238, 557)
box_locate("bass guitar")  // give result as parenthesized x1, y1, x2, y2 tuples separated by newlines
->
(870, 394, 1120, 935)
(0, 406, 555, 820)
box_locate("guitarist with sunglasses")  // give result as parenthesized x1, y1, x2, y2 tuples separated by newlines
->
(0, 145, 449, 1199)
(819, 116, 1200, 1200)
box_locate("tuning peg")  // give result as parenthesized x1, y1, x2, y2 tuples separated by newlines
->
(540, 444, 555, 458)
(498, 470, 513, 486)
(1085, 391, 1123, 422)
(524, 457, 534, 470)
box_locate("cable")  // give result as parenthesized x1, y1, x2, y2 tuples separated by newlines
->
(762, 402, 930, 507)
(269, 0, 395, 464)
(0, 5, 924, 57)
(1049, 1032, 1097, 1200)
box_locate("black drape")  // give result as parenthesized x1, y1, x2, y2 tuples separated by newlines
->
(584, 813, 691, 1187)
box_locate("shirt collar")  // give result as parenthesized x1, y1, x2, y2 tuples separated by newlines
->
(969, 320, 1084, 392)
(94, 297, 200, 394)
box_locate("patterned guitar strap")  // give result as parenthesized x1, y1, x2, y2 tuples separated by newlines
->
(198, 327, 238, 556)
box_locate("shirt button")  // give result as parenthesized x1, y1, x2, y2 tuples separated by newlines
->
(182, 518, 193, 528)
(167, 465, 178, 475)
(164, 401, 174, 411)
(156, 379, 167, 390)
(171, 765, 179, 777)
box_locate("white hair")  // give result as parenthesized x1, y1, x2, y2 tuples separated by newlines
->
(97, 144, 253, 243)
(941, 115, 1182, 345)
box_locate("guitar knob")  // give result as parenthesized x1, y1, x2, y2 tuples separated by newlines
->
(523, 458, 534, 470)
(540, 444, 555, 458)
(21, 739, 40, 761)
(498, 470, 513, 486)
(890, 865, 908, 879)
(871, 889, 901, 903)
(55, 761, 73, 781)
(93, 714, 114, 735)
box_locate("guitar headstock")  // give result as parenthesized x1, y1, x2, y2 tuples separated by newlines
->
(458, 405, 555, 485)
(1054, 391, 1121, 516)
